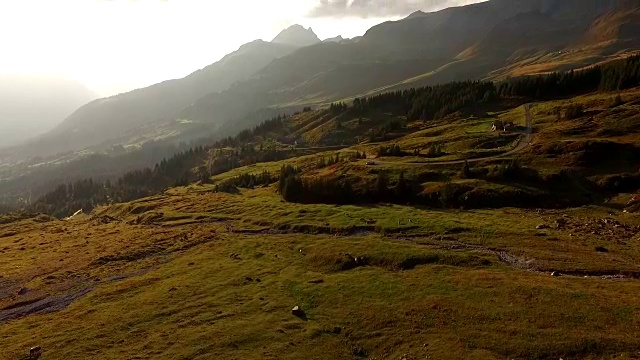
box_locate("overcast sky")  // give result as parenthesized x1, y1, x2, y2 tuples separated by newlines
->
(0, 0, 484, 97)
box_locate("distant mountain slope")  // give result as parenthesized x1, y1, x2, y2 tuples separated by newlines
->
(178, 0, 640, 133)
(18, 0, 640, 160)
(466, 0, 639, 57)
(322, 36, 344, 43)
(479, 1, 640, 79)
(584, 6, 640, 50)
(0, 75, 96, 148)
(22, 40, 299, 158)
(271, 25, 320, 47)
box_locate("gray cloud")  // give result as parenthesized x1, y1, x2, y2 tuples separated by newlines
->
(308, 0, 486, 18)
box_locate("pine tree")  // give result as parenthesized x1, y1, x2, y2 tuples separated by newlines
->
(375, 172, 389, 200)
(460, 161, 471, 179)
(395, 171, 409, 200)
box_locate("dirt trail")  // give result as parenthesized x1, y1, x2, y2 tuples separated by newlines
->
(374, 103, 534, 167)
(399, 235, 640, 280)
(0, 264, 168, 325)
(0, 287, 93, 323)
(223, 221, 639, 281)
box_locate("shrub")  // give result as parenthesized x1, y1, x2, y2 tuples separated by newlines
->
(377, 144, 406, 157)
(565, 104, 585, 119)
(425, 144, 444, 158)
(610, 94, 623, 108)
(460, 161, 472, 179)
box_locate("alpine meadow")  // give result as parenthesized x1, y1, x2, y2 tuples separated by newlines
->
(2, 1, 640, 359)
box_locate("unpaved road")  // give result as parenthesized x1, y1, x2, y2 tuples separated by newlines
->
(373, 103, 534, 167)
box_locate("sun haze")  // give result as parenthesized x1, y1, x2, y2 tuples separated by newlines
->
(0, 0, 420, 96)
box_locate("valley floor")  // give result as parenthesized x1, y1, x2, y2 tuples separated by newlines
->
(1, 187, 640, 359)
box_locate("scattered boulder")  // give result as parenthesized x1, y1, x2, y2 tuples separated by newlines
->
(308, 279, 324, 284)
(595, 246, 609, 253)
(29, 346, 42, 359)
(291, 305, 305, 317)
(354, 256, 367, 266)
(536, 224, 550, 230)
(551, 271, 561, 277)
(17, 287, 30, 296)
(555, 218, 568, 228)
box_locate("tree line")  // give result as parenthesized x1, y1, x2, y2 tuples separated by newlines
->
(328, 55, 640, 123)
(276, 159, 605, 209)
(278, 165, 415, 205)
(497, 54, 640, 99)
(30, 115, 293, 217)
(331, 80, 497, 122)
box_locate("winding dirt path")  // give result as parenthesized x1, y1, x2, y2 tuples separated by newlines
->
(397, 234, 640, 280)
(373, 103, 534, 167)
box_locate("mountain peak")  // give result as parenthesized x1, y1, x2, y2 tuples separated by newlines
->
(272, 24, 321, 47)
(406, 10, 427, 19)
(323, 35, 344, 43)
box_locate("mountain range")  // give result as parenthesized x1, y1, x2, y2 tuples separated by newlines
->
(12, 0, 640, 160)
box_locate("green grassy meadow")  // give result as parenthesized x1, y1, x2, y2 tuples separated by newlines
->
(2, 89, 640, 359)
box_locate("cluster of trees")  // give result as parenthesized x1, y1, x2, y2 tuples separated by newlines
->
(497, 67, 601, 99)
(220, 115, 286, 147)
(425, 144, 445, 158)
(377, 144, 408, 157)
(232, 171, 275, 188)
(31, 147, 209, 217)
(278, 165, 415, 205)
(366, 119, 406, 142)
(331, 81, 496, 121)
(215, 171, 276, 193)
(199, 146, 290, 182)
(315, 151, 368, 169)
(497, 55, 640, 99)
(564, 104, 585, 120)
(329, 102, 349, 115)
(0, 140, 195, 212)
(316, 153, 342, 169)
(31, 179, 110, 218)
(375, 144, 443, 158)
(599, 55, 640, 91)
(278, 158, 594, 209)
(328, 55, 640, 126)
(31, 116, 296, 217)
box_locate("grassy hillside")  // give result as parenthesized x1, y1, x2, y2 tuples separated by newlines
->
(2, 186, 640, 359)
(2, 81, 640, 358)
